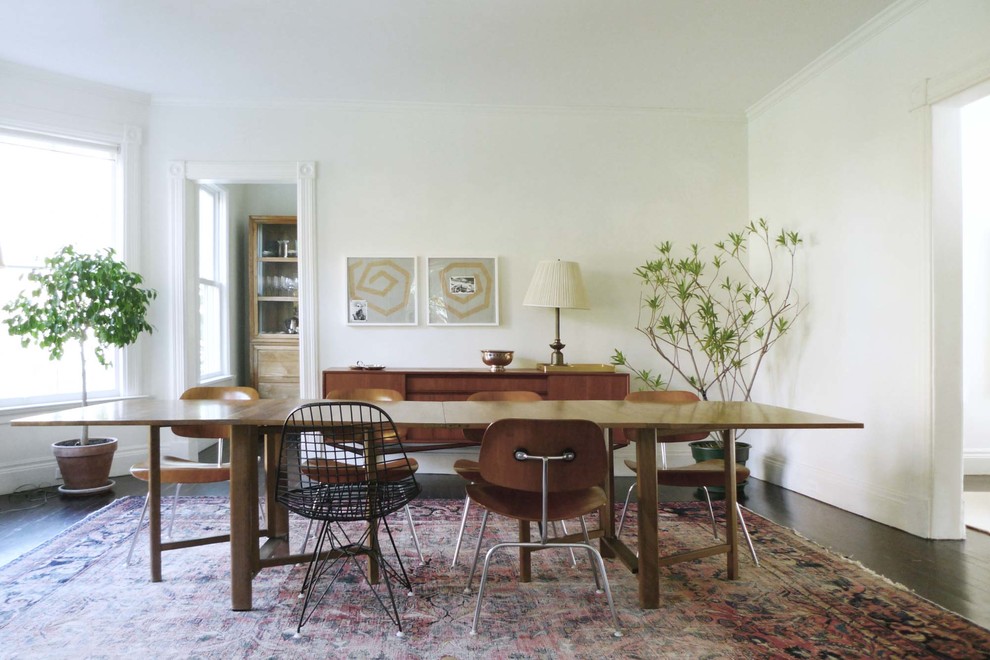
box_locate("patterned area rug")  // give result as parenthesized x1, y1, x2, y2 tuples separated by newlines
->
(1, 496, 988, 659)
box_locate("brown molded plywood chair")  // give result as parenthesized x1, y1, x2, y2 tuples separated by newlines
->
(617, 390, 758, 565)
(316, 387, 424, 562)
(450, 390, 544, 566)
(127, 386, 260, 564)
(464, 418, 622, 637)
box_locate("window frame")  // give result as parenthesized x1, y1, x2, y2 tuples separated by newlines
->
(196, 184, 231, 384)
(0, 122, 141, 414)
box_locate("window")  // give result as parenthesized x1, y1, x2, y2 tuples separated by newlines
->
(0, 128, 122, 408)
(198, 185, 229, 382)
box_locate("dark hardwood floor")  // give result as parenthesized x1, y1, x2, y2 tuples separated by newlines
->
(2, 470, 990, 630)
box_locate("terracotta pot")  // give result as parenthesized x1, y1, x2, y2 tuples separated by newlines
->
(52, 437, 117, 493)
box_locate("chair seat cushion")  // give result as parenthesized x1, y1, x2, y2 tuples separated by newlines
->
(129, 456, 231, 484)
(466, 482, 607, 522)
(623, 458, 751, 488)
(302, 457, 419, 484)
(452, 458, 482, 483)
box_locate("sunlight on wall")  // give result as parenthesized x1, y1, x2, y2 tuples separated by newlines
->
(962, 93, 990, 461)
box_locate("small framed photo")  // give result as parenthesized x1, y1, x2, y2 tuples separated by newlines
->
(427, 257, 499, 326)
(346, 257, 417, 325)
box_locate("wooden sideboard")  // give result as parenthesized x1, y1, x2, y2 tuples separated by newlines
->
(322, 367, 630, 449)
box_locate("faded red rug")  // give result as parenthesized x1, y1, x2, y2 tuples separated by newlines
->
(0, 496, 987, 659)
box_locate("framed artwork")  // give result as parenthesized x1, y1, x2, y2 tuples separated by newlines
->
(427, 257, 499, 326)
(346, 257, 417, 325)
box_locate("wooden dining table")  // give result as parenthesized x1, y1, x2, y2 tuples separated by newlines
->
(13, 397, 861, 611)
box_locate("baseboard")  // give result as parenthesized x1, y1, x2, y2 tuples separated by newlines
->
(964, 450, 990, 475)
(754, 454, 936, 539)
(0, 444, 148, 497)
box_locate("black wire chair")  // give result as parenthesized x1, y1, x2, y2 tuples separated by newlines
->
(276, 402, 422, 637)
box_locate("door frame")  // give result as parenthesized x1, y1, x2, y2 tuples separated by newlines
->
(167, 161, 318, 398)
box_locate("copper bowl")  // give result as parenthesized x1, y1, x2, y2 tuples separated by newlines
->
(481, 350, 514, 372)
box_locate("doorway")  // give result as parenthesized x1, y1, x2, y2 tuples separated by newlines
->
(961, 93, 990, 533)
(931, 80, 990, 539)
(167, 160, 318, 400)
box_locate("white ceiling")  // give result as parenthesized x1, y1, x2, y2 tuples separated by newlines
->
(0, 0, 896, 112)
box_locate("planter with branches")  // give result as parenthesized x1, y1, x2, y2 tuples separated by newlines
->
(4, 245, 157, 494)
(611, 219, 804, 482)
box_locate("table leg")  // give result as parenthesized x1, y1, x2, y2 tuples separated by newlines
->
(230, 424, 258, 611)
(149, 426, 162, 583)
(520, 521, 532, 582)
(723, 428, 739, 579)
(600, 428, 617, 558)
(636, 428, 660, 608)
(263, 430, 288, 539)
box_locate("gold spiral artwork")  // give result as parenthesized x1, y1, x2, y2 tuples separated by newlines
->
(427, 258, 498, 324)
(347, 258, 415, 322)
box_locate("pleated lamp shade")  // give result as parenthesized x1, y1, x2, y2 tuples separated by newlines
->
(523, 260, 589, 310)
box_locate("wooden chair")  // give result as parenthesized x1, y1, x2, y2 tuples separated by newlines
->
(463, 418, 622, 637)
(450, 390, 544, 566)
(126, 386, 260, 564)
(617, 390, 759, 565)
(276, 402, 422, 637)
(315, 387, 423, 562)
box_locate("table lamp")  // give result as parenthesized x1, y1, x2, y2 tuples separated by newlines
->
(523, 259, 589, 366)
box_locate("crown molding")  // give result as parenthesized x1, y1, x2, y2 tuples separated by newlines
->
(0, 59, 151, 106)
(746, 0, 928, 121)
(150, 94, 745, 122)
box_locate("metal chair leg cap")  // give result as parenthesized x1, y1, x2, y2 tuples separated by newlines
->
(463, 588, 472, 595)
(395, 631, 405, 638)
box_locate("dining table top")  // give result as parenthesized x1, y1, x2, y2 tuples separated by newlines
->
(12, 397, 862, 434)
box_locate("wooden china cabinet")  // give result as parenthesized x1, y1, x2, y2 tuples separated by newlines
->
(248, 215, 300, 398)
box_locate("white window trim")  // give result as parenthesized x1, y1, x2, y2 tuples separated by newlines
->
(197, 183, 231, 383)
(0, 122, 144, 413)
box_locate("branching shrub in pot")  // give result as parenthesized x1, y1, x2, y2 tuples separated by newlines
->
(611, 219, 804, 486)
(3, 245, 157, 494)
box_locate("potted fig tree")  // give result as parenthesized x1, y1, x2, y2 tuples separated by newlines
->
(3, 245, 157, 495)
(611, 219, 804, 491)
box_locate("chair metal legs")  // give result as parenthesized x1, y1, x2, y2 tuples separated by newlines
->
(294, 515, 413, 638)
(300, 504, 425, 564)
(451, 494, 472, 567)
(453, 495, 579, 568)
(617, 483, 759, 565)
(464, 508, 621, 638)
(126, 485, 182, 565)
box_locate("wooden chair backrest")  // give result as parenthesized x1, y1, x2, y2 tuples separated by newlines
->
(478, 418, 605, 494)
(172, 386, 260, 440)
(326, 388, 404, 402)
(623, 390, 709, 444)
(462, 390, 543, 443)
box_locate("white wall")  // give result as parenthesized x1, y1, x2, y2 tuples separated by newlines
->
(144, 104, 748, 378)
(142, 102, 748, 472)
(748, 0, 990, 537)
